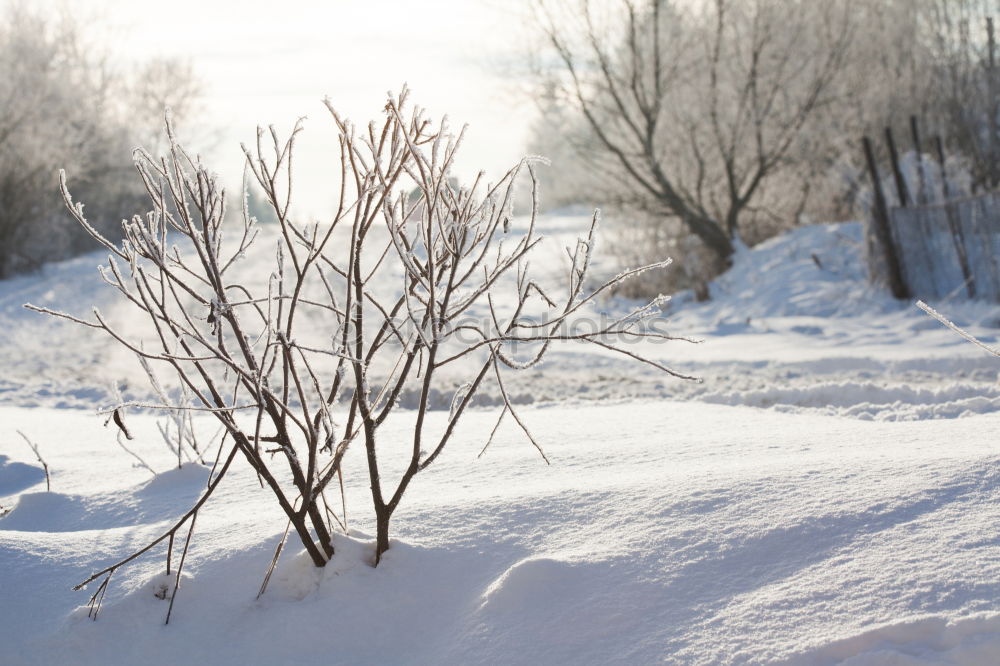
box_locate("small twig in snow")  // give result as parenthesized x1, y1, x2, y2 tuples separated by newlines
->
(17, 430, 50, 492)
(115, 431, 156, 476)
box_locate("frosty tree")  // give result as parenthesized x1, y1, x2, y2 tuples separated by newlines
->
(532, 0, 852, 269)
(29, 88, 694, 620)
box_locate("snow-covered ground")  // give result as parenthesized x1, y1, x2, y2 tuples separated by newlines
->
(2, 215, 999, 664)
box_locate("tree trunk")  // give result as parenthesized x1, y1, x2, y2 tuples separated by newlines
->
(307, 502, 335, 560)
(374, 509, 391, 566)
(683, 213, 735, 266)
(291, 513, 328, 567)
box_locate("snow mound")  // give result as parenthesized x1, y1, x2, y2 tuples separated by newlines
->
(263, 532, 374, 602)
(136, 462, 210, 497)
(67, 569, 197, 625)
(0, 454, 45, 495)
(1, 492, 84, 532)
(785, 614, 1000, 665)
(667, 219, 999, 330)
(481, 556, 592, 610)
(1, 464, 210, 533)
(694, 222, 886, 319)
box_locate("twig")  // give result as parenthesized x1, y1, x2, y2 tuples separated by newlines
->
(17, 430, 50, 492)
(257, 519, 292, 600)
(916, 300, 1000, 357)
(85, 571, 112, 620)
(478, 405, 508, 458)
(165, 511, 197, 624)
(115, 430, 156, 476)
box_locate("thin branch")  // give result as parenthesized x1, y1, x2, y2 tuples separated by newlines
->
(917, 300, 1000, 356)
(17, 430, 50, 492)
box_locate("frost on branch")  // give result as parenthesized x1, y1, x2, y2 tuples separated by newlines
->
(916, 301, 1000, 358)
(27, 87, 696, 622)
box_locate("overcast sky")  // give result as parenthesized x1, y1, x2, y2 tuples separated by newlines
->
(34, 0, 538, 215)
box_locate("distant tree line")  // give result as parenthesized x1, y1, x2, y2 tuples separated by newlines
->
(528, 0, 1000, 294)
(0, 7, 200, 278)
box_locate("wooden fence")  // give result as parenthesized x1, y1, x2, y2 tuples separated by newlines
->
(863, 118, 1000, 302)
(889, 195, 1000, 301)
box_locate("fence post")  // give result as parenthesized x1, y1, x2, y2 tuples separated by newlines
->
(934, 136, 951, 201)
(944, 203, 977, 299)
(885, 126, 910, 207)
(910, 116, 928, 205)
(863, 136, 910, 299)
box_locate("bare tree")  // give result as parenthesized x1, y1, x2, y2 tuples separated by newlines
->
(126, 57, 206, 154)
(28, 88, 695, 621)
(532, 0, 852, 270)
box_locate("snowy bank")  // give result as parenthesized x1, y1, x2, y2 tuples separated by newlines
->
(3, 402, 1000, 664)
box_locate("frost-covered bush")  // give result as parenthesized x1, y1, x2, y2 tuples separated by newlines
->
(30, 88, 694, 620)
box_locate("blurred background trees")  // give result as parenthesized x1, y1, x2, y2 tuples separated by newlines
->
(0, 6, 200, 278)
(5, 0, 1000, 299)
(527, 0, 1000, 295)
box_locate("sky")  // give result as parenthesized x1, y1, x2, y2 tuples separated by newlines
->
(31, 0, 539, 216)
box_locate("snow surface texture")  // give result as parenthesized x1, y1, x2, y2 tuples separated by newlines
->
(1, 216, 999, 664)
(3, 404, 1000, 665)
